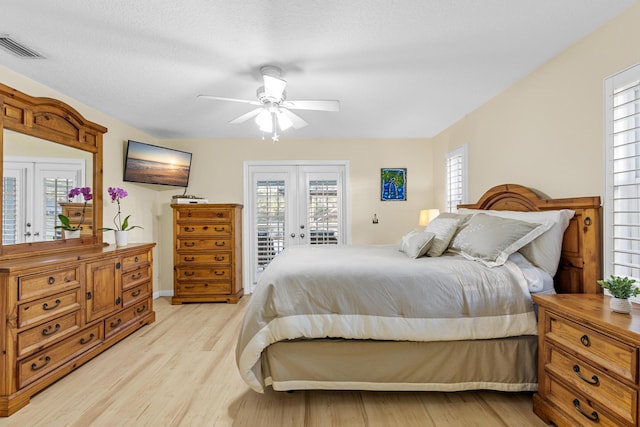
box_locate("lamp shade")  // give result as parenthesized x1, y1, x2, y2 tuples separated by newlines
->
(419, 209, 440, 226)
(256, 109, 273, 133)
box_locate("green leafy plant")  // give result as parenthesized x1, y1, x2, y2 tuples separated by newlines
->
(597, 275, 640, 299)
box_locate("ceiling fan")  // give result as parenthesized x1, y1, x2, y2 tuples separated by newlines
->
(198, 65, 340, 142)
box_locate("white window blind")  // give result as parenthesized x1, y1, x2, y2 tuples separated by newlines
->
(605, 65, 640, 281)
(2, 175, 19, 245)
(255, 179, 286, 269)
(446, 145, 467, 212)
(307, 179, 339, 244)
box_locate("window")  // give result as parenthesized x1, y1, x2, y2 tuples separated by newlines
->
(604, 64, 640, 282)
(445, 145, 468, 212)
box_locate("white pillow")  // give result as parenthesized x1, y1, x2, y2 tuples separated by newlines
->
(399, 231, 435, 258)
(508, 252, 554, 294)
(424, 215, 461, 257)
(457, 208, 574, 276)
(450, 213, 553, 267)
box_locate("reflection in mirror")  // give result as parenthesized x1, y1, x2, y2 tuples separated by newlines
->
(3, 129, 93, 244)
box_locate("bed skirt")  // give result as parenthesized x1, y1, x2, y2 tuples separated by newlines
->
(261, 336, 538, 392)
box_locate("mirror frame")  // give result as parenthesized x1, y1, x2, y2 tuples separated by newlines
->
(0, 82, 105, 259)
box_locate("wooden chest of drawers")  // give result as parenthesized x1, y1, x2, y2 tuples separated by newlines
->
(0, 243, 155, 416)
(171, 204, 243, 304)
(533, 294, 640, 426)
(59, 202, 94, 237)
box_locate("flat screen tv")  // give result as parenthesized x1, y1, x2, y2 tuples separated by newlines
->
(123, 140, 192, 187)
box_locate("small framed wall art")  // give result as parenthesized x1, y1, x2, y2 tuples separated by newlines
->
(381, 168, 407, 201)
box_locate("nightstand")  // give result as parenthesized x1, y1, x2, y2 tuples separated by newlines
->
(533, 293, 640, 426)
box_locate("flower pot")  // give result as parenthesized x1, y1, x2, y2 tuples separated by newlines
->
(610, 297, 631, 314)
(114, 230, 128, 247)
(65, 229, 81, 239)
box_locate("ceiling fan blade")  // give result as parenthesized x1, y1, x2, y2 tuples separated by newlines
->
(198, 95, 262, 106)
(228, 107, 264, 124)
(263, 75, 287, 101)
(282, 99, 340, 112)
(280, 109, 308, 130)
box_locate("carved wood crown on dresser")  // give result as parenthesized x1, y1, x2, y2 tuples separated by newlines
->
(533, 294, 640, 427)
(171, 204, 243, 304)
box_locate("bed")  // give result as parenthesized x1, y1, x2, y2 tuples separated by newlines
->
(236, 184, 602, 393)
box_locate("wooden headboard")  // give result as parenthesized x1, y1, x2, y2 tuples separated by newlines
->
(459, 184, 602, 294)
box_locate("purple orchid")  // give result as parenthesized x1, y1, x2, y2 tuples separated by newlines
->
(100, 187, 142, 232)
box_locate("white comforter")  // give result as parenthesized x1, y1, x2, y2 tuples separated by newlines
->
(236, 244, 538, 392)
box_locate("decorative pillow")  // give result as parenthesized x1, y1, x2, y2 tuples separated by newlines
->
(450, 213, 553, 267)
(424, 215, 462, 257)
(457, 208, 574, 276)
(400, 231, 435, 258)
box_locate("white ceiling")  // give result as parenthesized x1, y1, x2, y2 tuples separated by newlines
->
(0, 1, 634, 140)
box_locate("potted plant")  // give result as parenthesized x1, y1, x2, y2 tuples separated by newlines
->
(597, 275, 639, 313)
(55, 186, 92, 239)
(99, 187, 142, 246)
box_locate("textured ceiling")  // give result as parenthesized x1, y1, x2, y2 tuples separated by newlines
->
(0, 1, 634, 140)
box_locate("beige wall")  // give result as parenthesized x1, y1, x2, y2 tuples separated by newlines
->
(1, 66, 434, 294)
(432, 2, 640, 207)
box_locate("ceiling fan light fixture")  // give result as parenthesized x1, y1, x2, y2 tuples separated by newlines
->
(256, 109, 273, 133)
(277, 110, 293, 131)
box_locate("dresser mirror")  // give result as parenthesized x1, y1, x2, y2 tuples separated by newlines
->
(0, 82, 106, 259)
(3, 129, 93, 244)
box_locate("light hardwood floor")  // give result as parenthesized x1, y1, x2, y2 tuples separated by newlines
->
(0, 297, 547, 427)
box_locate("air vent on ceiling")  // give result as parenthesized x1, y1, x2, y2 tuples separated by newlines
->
(0, 36, 44, 58)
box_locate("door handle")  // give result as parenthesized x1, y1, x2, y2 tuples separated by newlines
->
(290, 233, 296, 238)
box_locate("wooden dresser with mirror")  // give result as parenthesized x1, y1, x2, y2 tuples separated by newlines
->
(0, 82, 156, 416)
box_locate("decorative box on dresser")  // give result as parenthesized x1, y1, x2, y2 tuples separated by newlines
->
(533, 293, 640, 426)
(171, 204, 243, 304)
(0, 243, 155, 415)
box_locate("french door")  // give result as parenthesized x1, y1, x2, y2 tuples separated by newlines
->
(3, 157, 84, 244)
(243, 161, 350, 293)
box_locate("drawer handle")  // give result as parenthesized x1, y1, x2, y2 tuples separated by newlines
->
(131, 272, 142, 280)
(214, 271, 225, 276)
(134, 256, 139, 262)
(573, 365, 599, 385)
(573, 399, 599, 422)
(184, 256, 195, 262)
(215, 255, 225, 261)
(80, 333, 95, 345)
(43, 299, 61, 311)
(216, 212, 223, 218)
(131, 289, 141, 297)
(187, 212, 192, 217)
(48, 276, 55, 285)
(72, 212, 81, 217)
(184, 242, 196, 247)
(136, 305, 147, 314)
(580, 334, 591, 347)
(184, 285, 195, 289)
(215, 241, 226, 247)
(214, 226, 225, 232)
(184, 271, 195, 277)
(42, 323, 61, 336)
(31, 356, 51, 371)
(184, 226, 196, 232)
(110, 318, 122, 328)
